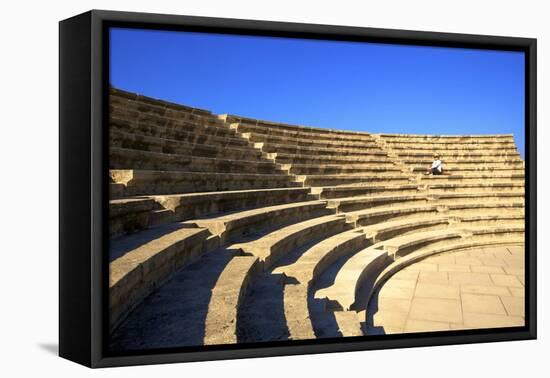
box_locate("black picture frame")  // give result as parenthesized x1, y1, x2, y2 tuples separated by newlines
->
(59, 9, 537, 368)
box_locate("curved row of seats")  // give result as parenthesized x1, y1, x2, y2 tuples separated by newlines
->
(109, 88, 309, 238)
(108, 88, 525, 349)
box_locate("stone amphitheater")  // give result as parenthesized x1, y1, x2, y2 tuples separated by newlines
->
(108, 87, 525, 351)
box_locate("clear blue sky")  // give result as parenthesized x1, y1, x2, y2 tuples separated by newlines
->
(110, 28, 525, 157)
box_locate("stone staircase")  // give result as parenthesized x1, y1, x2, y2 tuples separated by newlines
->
(108, 87, 524, 351)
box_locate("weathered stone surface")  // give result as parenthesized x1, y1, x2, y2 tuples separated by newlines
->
(110, 147, 280, 174)
(272, 229, 369, 339)
(365, 245, 525, 334)
(314, 244, 390, 310)
(108, 88, 525, 349)
(109, 225, 211, 331)
(154, 187, 314, 221)
(237, 214, 349, 270)
(190, 200, 334, 246)
(109, 169, 303, 196)
(203, 256, 260, 345)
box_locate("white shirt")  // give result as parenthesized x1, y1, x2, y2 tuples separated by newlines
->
(431, 159, 443, 172)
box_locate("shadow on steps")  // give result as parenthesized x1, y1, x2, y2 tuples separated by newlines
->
(109, 247, 235, 351)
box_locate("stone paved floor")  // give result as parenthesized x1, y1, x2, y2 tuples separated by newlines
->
(365, 245, 525, 334)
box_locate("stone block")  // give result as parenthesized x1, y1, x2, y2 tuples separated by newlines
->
(462, 313, 524, 329)
(408, 297, 463, 323)
(490, 274, 524, 287)
(414, 283, 460, 300)
(461, 293, 506, 315)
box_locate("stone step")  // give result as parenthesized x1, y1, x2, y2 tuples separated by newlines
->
(109, 187, 315, 238)
(399, 156, 524, 167)
(304, 174, 410, 187)
(314, 243, 390, 311)
(388, 145, 519, 153)
(364, 216, 454, 243)
(109, 224, 211, 331)
(366, 230, 525, 315)
(434, 192, 524, 205)
(235, 214, 350, 270)
(274, 228, 369, 284)
(364, 214, 524, 244)
(424, 182, 524, 193)
(110, 128, 265, 162)
(329, 193, 428, 213)
(420, 177, 525, 186)
(109, 197, 158, 238)
(412, 167, 524, 174)
(236, 273, 291, 343)
(346, 200, 524, 227)
(148, 209, 176, 228)
(376, 133, 515, 142)
(110, 89, 230, 130)
(382, 228, 465, 258)
(109, 104, 238, 141)
(383, 141, 518, 149)
(110, 115, 248, 148)
(272, 229, 369, 339)
(154, 187, 316, 222)
(188, 200, 334, 246)
(459, 213, 524, 225)
(111, 87, 212, 115)
(110, 183, 125, 199)
(109, 169, 303, 196)
(317, 184, 420, 199)
(395, 151, 521, 159)
(280, 284, 315, 340)
(225, 115, 377, 142)
(446, 201, 525, 214)
(334, 311, 365, 337)
(418, 172, 524, 181)
(330, 191, 524, 213)
(318, 182, 524, 200)
(260, 142, 387, 157)
(245, 131, 380, 149)
(203, 255, 260, 345)
(290, 164, 401, 176)
(346, 203, 439, 227)
(440, 191, 523, 200)
(109, 247, 240, 349)
(109, 147, 281, 174)
(273, 153, 392, 165)
(235, 123, 378, 144)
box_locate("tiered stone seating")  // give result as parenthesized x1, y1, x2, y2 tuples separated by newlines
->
(315, 224, 523, 312)
(108, 88, 525, 349)
(109, 198, 338, 331)
(332, 192, 523, 214)
(109, 88, 312, 236)
(110, 169, 302, 197)
(203, 255, 260, 345)
(375, 133, 523, 172)
(109, 224, 212, 330)
(271, 228, 370, 339)
(110, 147, 283, 174)
(190, 200, 333, 245)
(108, 88, 314, 330)
(109, 187, 315, 239)
(222, 114, 404, 187)
(109, 88, 302, 199)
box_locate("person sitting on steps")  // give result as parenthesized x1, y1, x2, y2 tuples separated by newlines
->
(426, 154, 443, 175)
